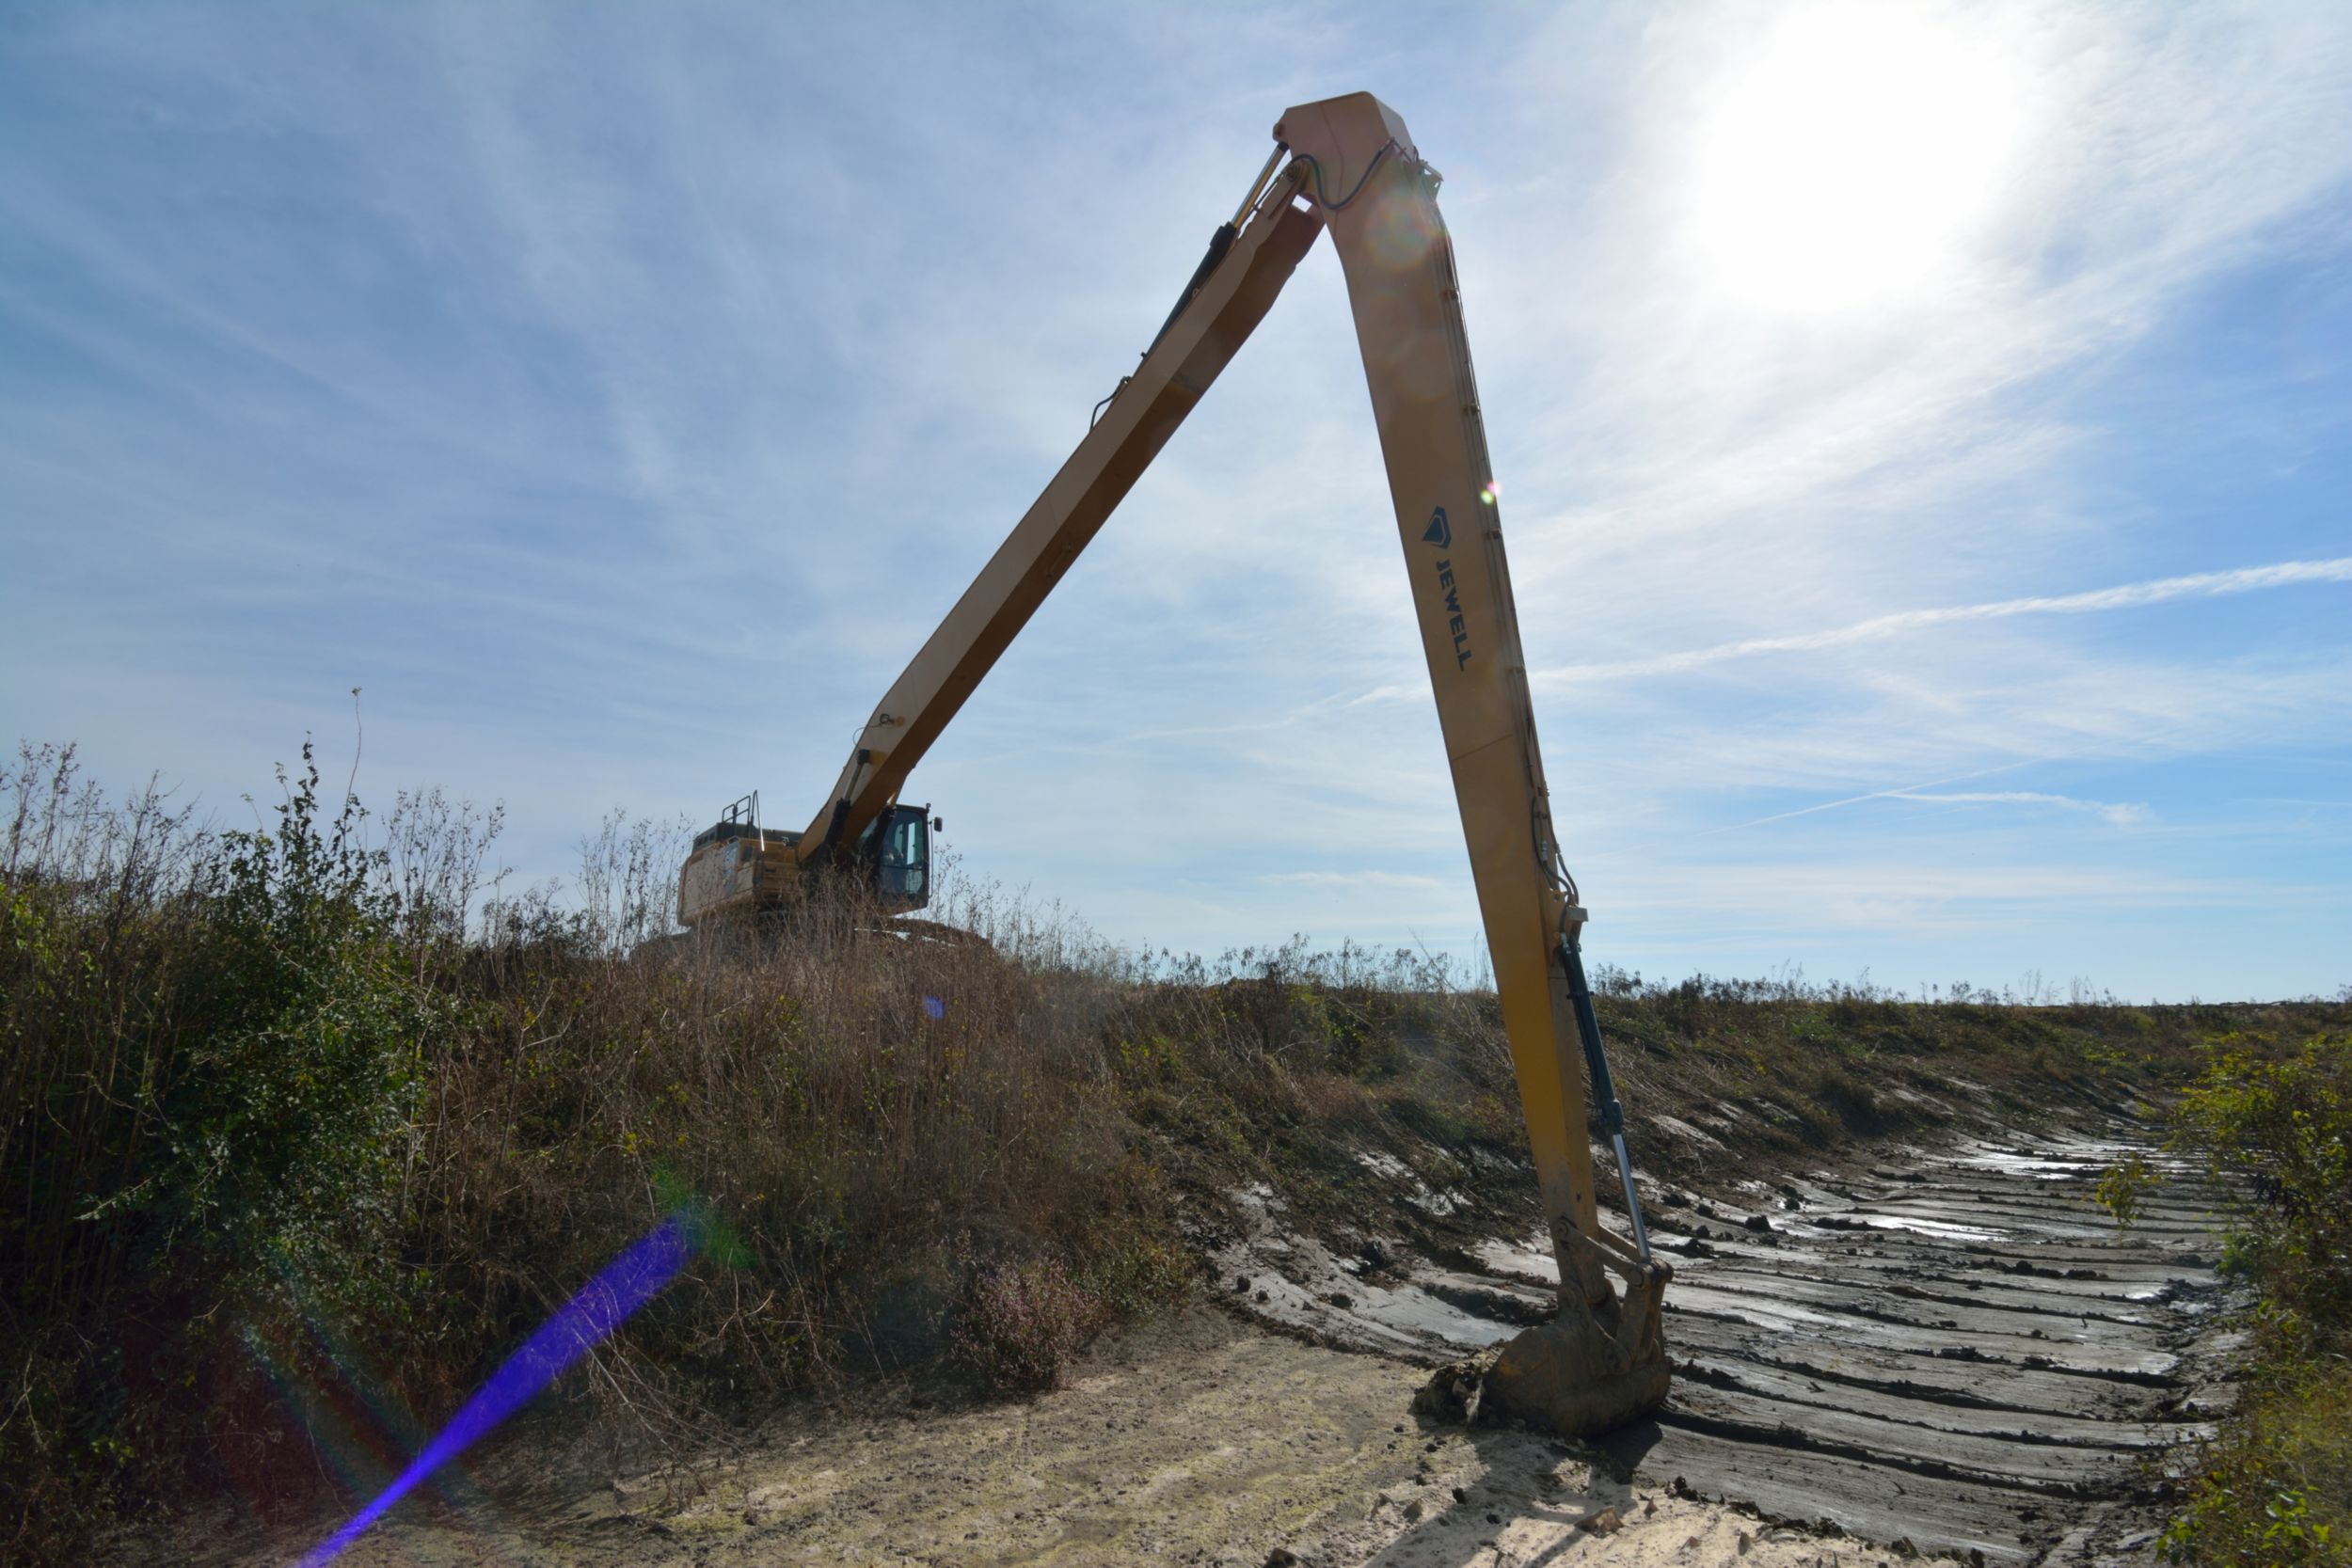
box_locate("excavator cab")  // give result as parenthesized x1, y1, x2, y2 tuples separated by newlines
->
(853, 802, 934, 911)
(677, 794, 935, 927)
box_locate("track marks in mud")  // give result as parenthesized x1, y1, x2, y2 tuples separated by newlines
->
(1219, 1121, 2235, 1565)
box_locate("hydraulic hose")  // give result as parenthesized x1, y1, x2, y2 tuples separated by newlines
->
(1561, 932, 1652, 1263)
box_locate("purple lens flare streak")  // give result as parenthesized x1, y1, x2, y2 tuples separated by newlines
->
(294, 1215, 691, 1568)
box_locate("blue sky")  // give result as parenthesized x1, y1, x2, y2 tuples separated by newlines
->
(3, 1, 2347, 1001)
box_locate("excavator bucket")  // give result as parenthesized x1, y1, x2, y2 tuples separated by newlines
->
(1487, 1321, 1671, 1436)
(1417, 1214, 1669, 1436)
(1483, 1229, 1672, 1434)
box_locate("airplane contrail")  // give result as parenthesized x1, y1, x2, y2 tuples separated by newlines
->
(1529, 555, 2352, 687)
(1893, 790, 2153, 828)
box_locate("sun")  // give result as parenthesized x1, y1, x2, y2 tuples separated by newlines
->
(1685, 3, 2025, 315)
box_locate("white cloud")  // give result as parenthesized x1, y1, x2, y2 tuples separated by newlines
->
(5, 0, 2348, 1000)
(1601, 856, 2296, 940)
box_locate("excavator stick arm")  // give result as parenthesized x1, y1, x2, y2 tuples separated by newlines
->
(1280, 93, 1668, 1429)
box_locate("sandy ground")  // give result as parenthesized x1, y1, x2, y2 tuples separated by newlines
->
(183, 1309, 1915, 1568)
(145, 1118, 2217, 1568)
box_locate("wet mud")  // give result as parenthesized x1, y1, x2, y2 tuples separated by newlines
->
(167, 1117, 2228, 1568)
(1216, 1118, 2235, 1564)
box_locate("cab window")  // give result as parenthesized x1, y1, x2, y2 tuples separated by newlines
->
(876, 810, 928, 900)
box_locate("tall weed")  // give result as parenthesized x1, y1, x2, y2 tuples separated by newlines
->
(4, 738, 2339, 1563)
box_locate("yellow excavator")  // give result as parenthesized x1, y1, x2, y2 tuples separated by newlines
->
(675, 92, 1670, 1435)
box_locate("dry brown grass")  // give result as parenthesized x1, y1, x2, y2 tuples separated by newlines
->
(6, 739, 2342, 1564)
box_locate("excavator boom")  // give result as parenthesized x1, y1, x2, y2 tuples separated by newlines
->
(680, 92, 1668, 1433)
(786, 145, 1326, 865)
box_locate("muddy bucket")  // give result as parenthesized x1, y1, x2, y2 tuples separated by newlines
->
(1436, 1236, 1671, 1436)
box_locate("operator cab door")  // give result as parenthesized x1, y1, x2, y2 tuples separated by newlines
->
(857, 802, 932, 912)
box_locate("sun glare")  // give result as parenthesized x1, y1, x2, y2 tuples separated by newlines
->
(1686, 3, 2024, 315)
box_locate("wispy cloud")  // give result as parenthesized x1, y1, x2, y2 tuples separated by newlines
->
(1532, 558, 2352, 687)
(1260, 870, 1449, 891)
(1892, 790, 2153, 828)
(1659, 764, 2033, 844)
(1601, 856, 2304, 941)
(4, 1, 2347, 1001)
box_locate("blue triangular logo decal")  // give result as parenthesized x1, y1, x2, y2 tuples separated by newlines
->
(1422, 507, 1452, 548)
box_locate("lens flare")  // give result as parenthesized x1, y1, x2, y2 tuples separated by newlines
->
(294, 1215, 691, 1568)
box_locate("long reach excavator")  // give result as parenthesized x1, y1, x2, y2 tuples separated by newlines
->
(675, 92, 1671, 1435)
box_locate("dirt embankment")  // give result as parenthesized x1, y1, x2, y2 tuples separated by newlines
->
(180, 1309, 1907, 1568)
(14, 751, 2321, 1566)
(164, 1100, 2230, 1568)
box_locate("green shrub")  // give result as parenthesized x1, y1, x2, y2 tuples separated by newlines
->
(1, 743, 442, 1543)
(2155, 1032, 2351, 1564)
(2163, 1365, 2349, 1566)
(2094, 1152, 2153, 1230)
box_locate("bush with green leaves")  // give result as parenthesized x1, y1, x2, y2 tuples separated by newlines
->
(1, 742, 443, 1548)
(2155, 1031, 2350, 1565)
